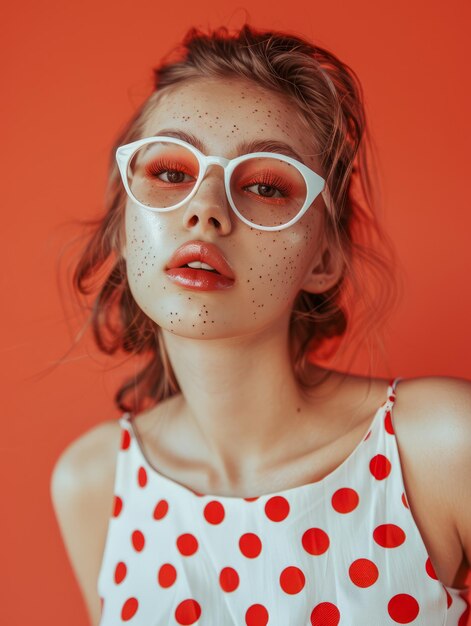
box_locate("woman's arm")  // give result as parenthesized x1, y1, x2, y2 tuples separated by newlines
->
(50, 420, 121, 626)
(443, 378, 471, 576)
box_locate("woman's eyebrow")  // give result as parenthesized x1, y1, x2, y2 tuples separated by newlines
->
(153, 128, 306, 164)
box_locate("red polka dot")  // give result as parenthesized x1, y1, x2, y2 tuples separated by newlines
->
(121, 429, 130, 450)
(349, 558, 379, 587)
(401, 492, 409, 509)
(131, 530, 145, 551)
(387, 593, 420, 623)
(158, 563, 177, 588)
(302, 528, 330, 555)
(175, 598, 201, 625)
(114, 561, 127, 584)
(331, 487, 359, 513)
(203, 500, 225, 524)
(310, 602, 341, 625)
(364, 430, 372, 441)
(153, 499, 169, 520)
(239, 533, 262, 558)
(113, 495, 123, 517)
(384, 409, 395, 434)
(219, 566, 239, 592)
(121, 597, 138, 621)
(280, 566, 305, 594)
(369, 454, 392, 480)
(100, 597, 104, 613)
(443, 585, 452, 608)
(425, 557, 438, 580)
(244, 496, 259, 502)
(245, 603, 269, 626)
(176, 533, 199, 556)
(373, 524, 406, 548)
(138, 466, 147, 487)
(264, 495, 290, 521)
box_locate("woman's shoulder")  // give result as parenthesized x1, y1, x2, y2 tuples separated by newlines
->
(51, 417, 123, 487)
(393, 375, 471, 456)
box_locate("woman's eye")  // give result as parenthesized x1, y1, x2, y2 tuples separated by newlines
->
(158, 170, 193, 184)
(144, 159, 195, 183)
(244, 183, 284, 199)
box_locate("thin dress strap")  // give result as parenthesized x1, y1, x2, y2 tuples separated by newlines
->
(391, 376, 404, 393)
(118, 412, 132, 430)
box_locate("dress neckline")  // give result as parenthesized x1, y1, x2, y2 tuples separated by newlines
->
(122, 378, 401, 502)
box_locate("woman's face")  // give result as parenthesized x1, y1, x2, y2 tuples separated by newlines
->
(123, 77, 330, 339)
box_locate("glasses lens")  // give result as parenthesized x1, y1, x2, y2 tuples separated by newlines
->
(230, 157, 307, 228)
(127, 141, 200, 209)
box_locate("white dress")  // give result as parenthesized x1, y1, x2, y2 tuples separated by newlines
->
(97, 377, 470, 625)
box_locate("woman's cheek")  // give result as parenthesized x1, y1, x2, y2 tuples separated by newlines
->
(244, 227, 317, 309)
(124, 209, 162, 300)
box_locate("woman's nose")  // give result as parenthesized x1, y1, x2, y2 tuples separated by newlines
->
(181, 165, 233, 233)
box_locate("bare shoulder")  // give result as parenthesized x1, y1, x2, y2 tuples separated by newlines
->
(392, 375, 471, 582)
(50, 418, 122, 626)
(393, 375, 471, 463)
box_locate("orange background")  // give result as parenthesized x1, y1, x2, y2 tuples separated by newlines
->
(2, 0, 470, 624)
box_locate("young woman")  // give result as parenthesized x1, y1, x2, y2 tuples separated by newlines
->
(51, 24, 470, 626)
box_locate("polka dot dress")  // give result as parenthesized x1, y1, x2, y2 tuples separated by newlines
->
(97, 378, 470, 625)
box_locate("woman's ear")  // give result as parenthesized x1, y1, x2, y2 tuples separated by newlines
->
(301, 242, 344, 294)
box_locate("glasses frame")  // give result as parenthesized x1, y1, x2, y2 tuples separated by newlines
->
(116, 136, 333, 232)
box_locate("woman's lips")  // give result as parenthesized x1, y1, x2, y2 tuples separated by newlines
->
(165, 267, 235, 290)
(165, 240, 236, 290)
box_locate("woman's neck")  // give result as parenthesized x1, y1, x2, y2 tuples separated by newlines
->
(159, 324, 341, 486)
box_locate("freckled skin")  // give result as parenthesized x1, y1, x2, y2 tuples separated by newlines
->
(123, 77, 329, 340)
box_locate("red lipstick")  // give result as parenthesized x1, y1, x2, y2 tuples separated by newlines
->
(165, 240, 235, 291)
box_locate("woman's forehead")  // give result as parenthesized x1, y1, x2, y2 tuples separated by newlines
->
(142, 78, 321, 167)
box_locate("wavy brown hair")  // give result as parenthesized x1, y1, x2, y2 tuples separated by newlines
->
(62, 23, 403, 415)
